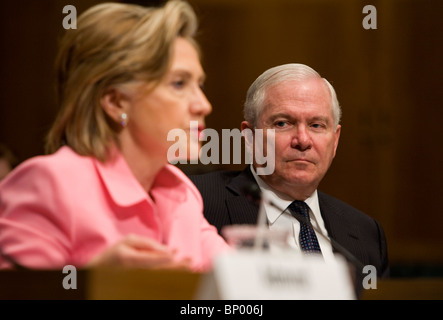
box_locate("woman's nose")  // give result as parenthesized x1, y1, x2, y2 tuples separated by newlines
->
(191, 86, 212, 116)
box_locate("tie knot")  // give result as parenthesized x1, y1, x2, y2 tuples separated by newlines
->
(288, 200, 310, 219)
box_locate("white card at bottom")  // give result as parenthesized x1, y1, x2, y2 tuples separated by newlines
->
(209, 250, 356, 300)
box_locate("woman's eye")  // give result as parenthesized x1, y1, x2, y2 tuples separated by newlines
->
(172, 80, 185, 89)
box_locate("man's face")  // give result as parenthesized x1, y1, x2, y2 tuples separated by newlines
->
(246, 77, 341, 200)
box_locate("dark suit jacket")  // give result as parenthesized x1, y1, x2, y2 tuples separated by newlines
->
(189, 166, 389, 295)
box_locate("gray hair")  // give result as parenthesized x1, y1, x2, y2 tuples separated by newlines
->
(244, 63, 342, 129)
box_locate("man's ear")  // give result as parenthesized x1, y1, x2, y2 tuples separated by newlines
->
(241, 121, 255, 158)
(332, 124, 341, 158)
(100, 88, 130, 124)
(241, 121, 253, 132)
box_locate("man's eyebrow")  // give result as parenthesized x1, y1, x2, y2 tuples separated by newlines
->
(310, 116, 330, 123)
(268, 112, 292, 121)
(267, 113, 331, 124)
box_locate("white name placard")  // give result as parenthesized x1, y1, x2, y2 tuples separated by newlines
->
(208, 250, 356, 300)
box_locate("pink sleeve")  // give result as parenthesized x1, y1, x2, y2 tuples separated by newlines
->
(0, 159, 72, 269)
(179, 169, 231, 271)
(198, 214, 231, 271)
(157, 165, 230, 272)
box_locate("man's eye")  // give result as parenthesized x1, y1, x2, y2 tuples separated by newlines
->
(275, 121, 287, 127)
(311, 123, 325, 129)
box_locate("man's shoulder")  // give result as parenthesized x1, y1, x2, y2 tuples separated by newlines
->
(188, 168, 251, 198)
(188, 170, 243, 189)
(318, 191, 358, 210)
(188, 169, 243, 184)
(318, 191, 375, 224)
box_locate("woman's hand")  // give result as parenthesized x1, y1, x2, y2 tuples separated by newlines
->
(86, 234, 192, 270)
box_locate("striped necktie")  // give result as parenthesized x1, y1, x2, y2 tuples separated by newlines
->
(288, 200, 322, 254)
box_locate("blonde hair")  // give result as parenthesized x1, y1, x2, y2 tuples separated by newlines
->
(45, 0, 199, 161)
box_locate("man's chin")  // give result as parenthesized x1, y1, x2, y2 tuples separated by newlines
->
(282, 173, 319, 188)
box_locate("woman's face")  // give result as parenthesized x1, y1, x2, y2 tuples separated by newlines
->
(121, 37, 212, 162)
(0, 157, 12, 181)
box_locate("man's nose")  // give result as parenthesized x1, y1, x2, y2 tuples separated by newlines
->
(291, 125, 312, 151)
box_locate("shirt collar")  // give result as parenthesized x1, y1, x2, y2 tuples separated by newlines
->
(250, 164, 321, 224)
(93, 148, 188, 207)
(94, 149, 148, 207)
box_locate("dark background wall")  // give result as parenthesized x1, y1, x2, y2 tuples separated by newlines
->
(1, 0, 442, 274)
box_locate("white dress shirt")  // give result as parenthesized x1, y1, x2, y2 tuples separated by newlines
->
(250, 165, 336, 263)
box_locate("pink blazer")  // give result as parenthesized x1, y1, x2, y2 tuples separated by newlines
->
(0, 146, 229, 271)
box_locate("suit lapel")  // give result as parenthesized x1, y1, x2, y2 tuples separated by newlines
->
(222, 170, 368, 266)
(318, 192, 368, 265)
(225, 167, 260, 225)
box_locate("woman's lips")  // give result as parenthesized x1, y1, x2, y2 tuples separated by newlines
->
(189, 124, 205, 139)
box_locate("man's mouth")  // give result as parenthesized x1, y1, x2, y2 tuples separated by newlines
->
(288, 158, 313, 164)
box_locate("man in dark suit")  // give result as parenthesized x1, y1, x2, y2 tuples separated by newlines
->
(189, 64, 389, 293)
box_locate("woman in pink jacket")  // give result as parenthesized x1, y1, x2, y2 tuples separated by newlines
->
(0, 1, 229, 271)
